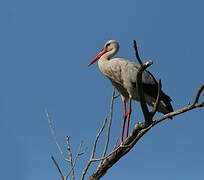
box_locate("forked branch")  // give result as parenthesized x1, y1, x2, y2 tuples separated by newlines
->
(133, 40, 162, 124)
(51, 156, 65, 180)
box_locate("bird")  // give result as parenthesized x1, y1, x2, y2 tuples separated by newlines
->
(88, 40, 173, 142)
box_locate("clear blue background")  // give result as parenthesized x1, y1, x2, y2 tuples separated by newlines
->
(0, 0, 204, 179)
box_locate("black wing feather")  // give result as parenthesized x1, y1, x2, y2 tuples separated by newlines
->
(142, 83, 173, 113)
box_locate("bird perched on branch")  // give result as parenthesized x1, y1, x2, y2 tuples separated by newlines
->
(88, 40, 173, 142)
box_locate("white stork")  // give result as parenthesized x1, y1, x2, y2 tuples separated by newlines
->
(88, 40, 173, 142)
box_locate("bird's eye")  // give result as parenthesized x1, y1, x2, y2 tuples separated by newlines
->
(105, 43, 111, 48)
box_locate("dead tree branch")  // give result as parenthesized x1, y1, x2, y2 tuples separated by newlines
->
(133, 40, 143, 65)
(51, 156, 65, 180)
(45, 110, 70, 162)
(193, 84, 204, 105)
(133, 40, 162, 124)
(66, 141, 87, 179)
(98, 88, 116, 167)
(81, 118, 107, 180)
(66, 136, 75, 180)
(136, 60, 154, 124)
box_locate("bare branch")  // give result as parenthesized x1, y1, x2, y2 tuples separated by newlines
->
(76, 142, 87, 156)
(91, 118, 107, 159)
(99, 88, 116, 167)
(133, 40, 143, 65)
(45, 110, 70, 162)
(154, 95, 204, 122)
(66, 141, 87, 179)
(81, 118, 107, 180)
(133, 40, 159, 123)
(66, 136, 75, 180)
(51, 156, 65, 180)
(193, 84, 204, 104)
(136, 60, 153, 123)
(46, 110, 87, 180)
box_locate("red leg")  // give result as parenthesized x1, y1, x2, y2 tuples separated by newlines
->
(121, 100, 127, 143)
(126, 99, 132, 138)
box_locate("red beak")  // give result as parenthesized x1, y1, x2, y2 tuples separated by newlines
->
(88, 48, 107, 66)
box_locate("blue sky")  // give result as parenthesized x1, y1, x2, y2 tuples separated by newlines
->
(0, 0, 204, 179)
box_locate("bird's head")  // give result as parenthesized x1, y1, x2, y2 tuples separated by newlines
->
(88, 40, 119, 66)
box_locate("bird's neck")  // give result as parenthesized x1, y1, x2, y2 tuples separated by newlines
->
(100, 48, 118, 61)
(98, 48, 118, 75)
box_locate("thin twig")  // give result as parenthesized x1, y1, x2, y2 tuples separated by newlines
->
(66, 141, 87, 179)
(51, 156, 65, 180)
(193, 84, 204, 104)
(66, 136, 75, 180)
(81, 118, 107, 180)
(75, 141, 87, 157)
(133, 40, 143, 65)
(91, 118, 107, 159)
(98, 88, 116, 167)
(45, 110, 70, 162)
